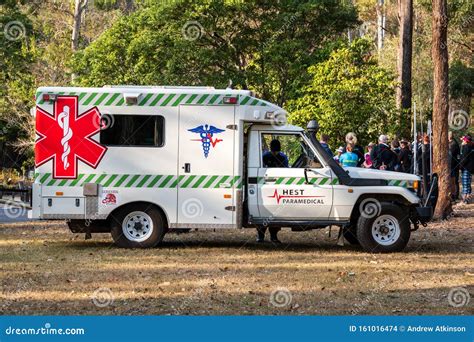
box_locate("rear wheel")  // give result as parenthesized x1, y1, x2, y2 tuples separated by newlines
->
(356, 202, 410, 253)
(110, 204, 166, 248)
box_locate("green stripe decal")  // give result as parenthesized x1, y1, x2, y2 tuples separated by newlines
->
(148, 175, 162, 187)
(170, 175, 184, 188)
(240, 96, 250, 105)
(70, 174, 85, 186)
(137, 175, 151, 187)
(204, 176, 218, 188)
(331, 178, 338, 185)
(103, 174, 118, 187)
(251, 99, 259, 105)
(297, 178, 305, 185)
(159, 175, 173, 188)
(197, 94, 209, 104)
(105, 93, 120, 106)
(95, 174, 107, 185)
(78, 93, 87, 102)
(149, 94, 164, 106)
(186, 94, 198, 104)
(139, 93, 153, 106)
(181, 175, 196, 188)
(83, 93, 98, 106)
(161, 94, 175, 106)
(192, 176, 207, 188)
(116, 97, 125, 106)
(125, 175, 140, 187)
(114, 175, 129, 187)
(208, 94, 220, 104)
(319, 178, 328, 185)
(40, 173, 51, 184)
(58, 179, 68, 186)
(215, 175, 229, 188)
(286, 177, 296, 185)
(94, 93, 109, 106)
(172, 94, 187, 106)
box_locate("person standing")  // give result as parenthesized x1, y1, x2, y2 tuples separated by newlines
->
(259, 139, 286, 243)
(459, 134, 473, 204)
(363, 143, 374, 168)
(371, 135, 397, 170)
(339, 144, 359, 167)
(398, 139, 413, 173)
(320, 134, 334, 157)
(448, 131, 460, 201)
(343, 132, 364, 167)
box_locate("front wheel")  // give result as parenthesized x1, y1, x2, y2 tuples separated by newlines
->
(110, 204, 166, 248)
(356, 202, 410, 253)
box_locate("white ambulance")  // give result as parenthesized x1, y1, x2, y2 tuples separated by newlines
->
(31, 86, 437, 252)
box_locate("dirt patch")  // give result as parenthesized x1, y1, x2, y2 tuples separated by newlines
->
(0, 203, 473, 315)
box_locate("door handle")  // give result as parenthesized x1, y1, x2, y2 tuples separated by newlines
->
(264, 177, 277, 183)
(183, 163, 191, 173)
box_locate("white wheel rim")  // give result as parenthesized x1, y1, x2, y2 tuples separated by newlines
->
(371, 214, 401, 246)
(122, 211, 153, 242)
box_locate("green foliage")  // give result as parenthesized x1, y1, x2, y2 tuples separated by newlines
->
(288, 38, 398, 148)
(450, 60, 474, 99)
(0, 2, 35, 143)
(73, 0, 358, 106)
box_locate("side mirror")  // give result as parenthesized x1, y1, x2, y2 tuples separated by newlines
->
(307, 120, 319, 133)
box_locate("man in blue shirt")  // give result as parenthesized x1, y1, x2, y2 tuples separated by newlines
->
(262, 139, 289, 168)
(259, 139, 288, 244)
(320, 134, 334, 157)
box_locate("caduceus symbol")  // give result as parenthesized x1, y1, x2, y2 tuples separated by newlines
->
(188, 124, 225, 158)
(57, 106, 73, 169)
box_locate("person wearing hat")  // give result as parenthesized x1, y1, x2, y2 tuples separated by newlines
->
(398, 139, 413, 173)
(334, 146, 344, 163)
(459, 134, 474, 204)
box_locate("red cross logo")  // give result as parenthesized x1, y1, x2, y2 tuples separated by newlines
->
(35, 96, 107, 179)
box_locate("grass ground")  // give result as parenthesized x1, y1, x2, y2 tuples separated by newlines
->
(1, 203, 473, 315)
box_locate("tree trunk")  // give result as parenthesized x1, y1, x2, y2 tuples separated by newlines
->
(71, 0, 88, 81)
(432, 0, 452, 219)
(377, 0, 385, 52)
(72, 0, 88, 52)
(396, 0, 413, 138)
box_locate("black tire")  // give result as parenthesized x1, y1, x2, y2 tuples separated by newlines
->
(342, 226, 360, 245)
(356, 202, 410, 253)
(110, 204, 166, 248)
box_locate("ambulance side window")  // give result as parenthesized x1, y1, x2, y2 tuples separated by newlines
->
(100, 115, 165, 147)
(261, 133, 323, 168)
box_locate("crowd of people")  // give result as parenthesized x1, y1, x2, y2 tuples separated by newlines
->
(323, 131, 473, 204)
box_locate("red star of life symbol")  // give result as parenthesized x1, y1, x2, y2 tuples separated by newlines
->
(35, 96, 107, 179)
